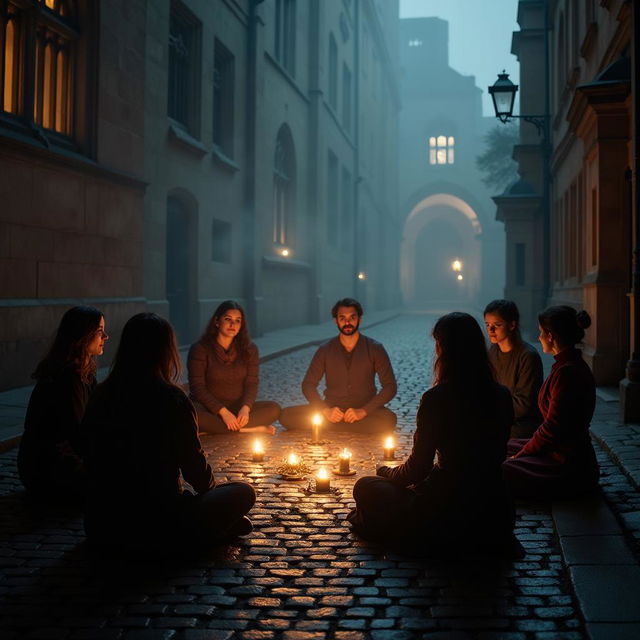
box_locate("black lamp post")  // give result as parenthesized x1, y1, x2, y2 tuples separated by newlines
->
(489, 68, 552, 305)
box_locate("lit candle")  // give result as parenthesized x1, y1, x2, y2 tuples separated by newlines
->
(288, 452, 299, 466)
(383, 436, 395, 460)
(311, 413, 322, 443)
(252, 439, 265, 462)
(315, 467, 331, 492)
(338, 448, 352, 474)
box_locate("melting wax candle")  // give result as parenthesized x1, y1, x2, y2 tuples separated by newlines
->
(338, 448, 352, 474)
(315, 467, 331, 492)
(252, 439, 264, 462)
(383, 436, 395, 461)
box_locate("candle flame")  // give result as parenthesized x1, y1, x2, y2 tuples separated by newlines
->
(340, 448, 352, 459)
(288, 452, 299, 465)
(384, 436, 395, 448)
(317, 467, 329, 479)
(312, 413, 322, 426)
(253, 439, 264, 454)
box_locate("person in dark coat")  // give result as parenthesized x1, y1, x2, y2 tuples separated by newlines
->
(17, 306, 107, 498)
(502, 306, 598, 499)
(188, 300, 280, 434)
(348, 312, 515, 553)
(82, 313, 256, 553)
(484, 299, 543, 438)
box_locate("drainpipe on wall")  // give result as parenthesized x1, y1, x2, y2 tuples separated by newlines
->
(620, 1, 640, 422)
(244, 0, 265, 335)
(353, 0, 361, 300)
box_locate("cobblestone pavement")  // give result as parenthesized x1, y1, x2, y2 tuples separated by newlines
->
(2, 313, 636, 639)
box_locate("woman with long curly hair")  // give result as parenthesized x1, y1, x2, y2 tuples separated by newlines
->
(502, 306, 598, 499)
(82, 313, 256, 552)
(18, 306, 107, 497)
(188, 300, 280, 434)
(348, 312, 515, 554)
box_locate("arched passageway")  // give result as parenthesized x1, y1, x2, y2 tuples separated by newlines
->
(401, 193, 482, 310)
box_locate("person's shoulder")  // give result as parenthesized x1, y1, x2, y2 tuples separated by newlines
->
(519, 340, 542, 359)
(188, 339, 208, 358)
(317, 337, 338, 351)
(362, 335, 389, 352)
(247, 341, 259, 357)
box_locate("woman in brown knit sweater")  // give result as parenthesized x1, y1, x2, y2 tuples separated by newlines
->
(188, 301, 280, 434)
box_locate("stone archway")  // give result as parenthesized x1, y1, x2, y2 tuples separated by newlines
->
(401, 193, 482, 310)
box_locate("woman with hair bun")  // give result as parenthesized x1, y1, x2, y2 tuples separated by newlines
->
(502, 305, 598, 499)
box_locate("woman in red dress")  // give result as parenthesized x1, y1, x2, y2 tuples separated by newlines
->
(502, 306, 598, 499)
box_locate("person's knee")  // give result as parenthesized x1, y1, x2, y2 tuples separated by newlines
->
(353, 475, 381, 503)
(232, 481, 257, 511)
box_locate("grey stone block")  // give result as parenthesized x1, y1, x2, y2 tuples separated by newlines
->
(553, 495, 621, 536)
(570, 565, 640, 622)
(560, 535, 635, 565)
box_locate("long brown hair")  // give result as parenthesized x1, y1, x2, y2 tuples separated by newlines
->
(432, 312, 496, 389)
(33, 306, 103, 383)
(203, 300, 251, 359)
(105, 313, 182, 388)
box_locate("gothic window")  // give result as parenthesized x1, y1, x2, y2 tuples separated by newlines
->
(275, 0, 295, 76)
(328, 33, 337, 110)
(342, 63, 351, 131)
(429, 135, 455, 165)
(1, 0, 84, 143)
(213, 38, 234, 157)
(273, 125, 296, 247)
(168, 1, 201, 134)
(327, 150, 339, 246)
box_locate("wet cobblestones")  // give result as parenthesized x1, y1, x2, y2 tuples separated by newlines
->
(0, 313, 628, 639)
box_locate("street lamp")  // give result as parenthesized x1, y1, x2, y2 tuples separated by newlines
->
(489, 69, 551, 304)
(451, 259, 462, 272)
(488, 71, 547, 137)
(488, 71, 517, 124)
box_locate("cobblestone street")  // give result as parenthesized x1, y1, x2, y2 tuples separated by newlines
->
(0, 314, 637, 639)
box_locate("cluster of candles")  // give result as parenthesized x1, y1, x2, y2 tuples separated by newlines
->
(250, 434, 397, 493)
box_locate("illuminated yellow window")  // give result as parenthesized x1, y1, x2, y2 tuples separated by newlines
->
(2, 0, 77, 137)
(428, 135, 455, 165)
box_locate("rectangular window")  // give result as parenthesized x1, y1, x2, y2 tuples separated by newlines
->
(1, 0, 80, 143)
(327, 150, 339, 246)
(275, 0, 296, 76)
(328, 34, 337, 110)
(341, 167, 352, 250)
(168, 1, 201, 135)
(515, 243, 525, 286)
(211, 219, 231, 263)
(213, 38, 234, 157)
(342, 63, 351, 132)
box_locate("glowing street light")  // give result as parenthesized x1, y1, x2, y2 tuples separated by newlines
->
(357, 271, 366, 280)
(451, 260, 462, 272)
(279, 247, 290, 257)
(457, 274, 463, 281)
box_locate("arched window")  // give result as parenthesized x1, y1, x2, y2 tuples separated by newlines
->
(273, 125, 296, 247)
(429, 135, 455, 165)
(2, 0, 80, 138)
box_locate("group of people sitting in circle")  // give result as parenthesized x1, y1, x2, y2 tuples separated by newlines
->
(17, 295, 598, 554)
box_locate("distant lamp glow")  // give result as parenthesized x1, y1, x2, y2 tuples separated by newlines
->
(457, 274, 464, 281)
(279, 247, 290, 257)
(358, 271, 366, 280)
(451, 260, 462, 272)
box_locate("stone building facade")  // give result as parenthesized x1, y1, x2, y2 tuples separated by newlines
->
(399, 17, 506, 313)
(0, 0, 400, 389)
(498, 0, 632, 387)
